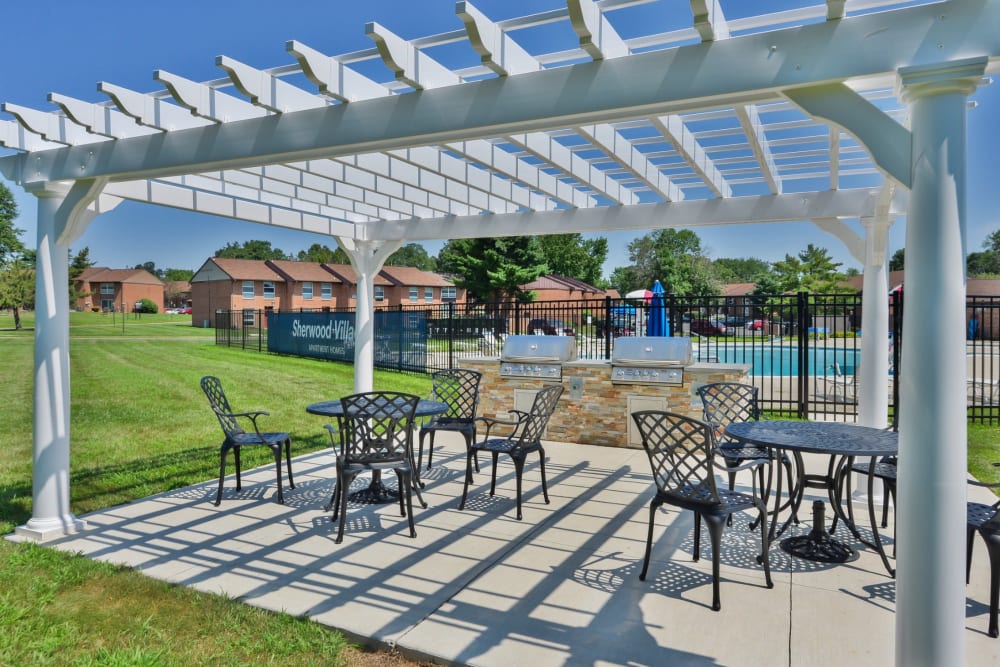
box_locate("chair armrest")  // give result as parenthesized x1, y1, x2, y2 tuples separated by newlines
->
(969, 462, 1000, 489)
(475, 412, 527, 440)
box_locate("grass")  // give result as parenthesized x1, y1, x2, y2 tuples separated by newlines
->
(0, 310, 431, 665)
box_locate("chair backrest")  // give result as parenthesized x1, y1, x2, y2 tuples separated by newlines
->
(697, 382, 760, 430)
(512, 384, 564, 450)
(339, 391, 420, 462)
(200, 375, 243, 438)
(431, 369, 482, 420)
(631, 410, 722, 506)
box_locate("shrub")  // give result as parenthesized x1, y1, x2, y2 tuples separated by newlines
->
(137, 298, 158, 314)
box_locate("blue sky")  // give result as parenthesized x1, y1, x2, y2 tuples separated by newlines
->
(1, 0, 998, 278)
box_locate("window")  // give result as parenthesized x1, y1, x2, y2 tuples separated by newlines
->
(374, 286, 385, 301)
(321, 282, 332, 300)
(242, 309, 255, 325)
(263, 281, 275, 299)
(100, 283, 114, 295)
(424, 287, 433, 303)
(302, 282, 314, 300)
(242, 281, 254, 299)
(442, 286, 456, 301)
(408, 287, 418, 302)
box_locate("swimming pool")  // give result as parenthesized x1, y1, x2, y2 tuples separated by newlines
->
(695, 344, 859, 377)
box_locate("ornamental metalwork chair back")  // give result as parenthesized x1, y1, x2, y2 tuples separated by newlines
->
(698, 382, 790, 505)
(631, 410, 773, 611)
(460, 384, 564, 520)
(329, 391, 425, 543)
(200, 376, 295, 506)
(967, 462, 1000, 638)
(418, 369, 482, 470)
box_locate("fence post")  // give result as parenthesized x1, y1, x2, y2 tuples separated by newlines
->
(258, 309, 263, 353)
(515, 300, 521, 335)
(797, 291, 809, 418)
(603, 295, 612, 360)
(447, 301, 455, 370)
(892, 289, 903, 429)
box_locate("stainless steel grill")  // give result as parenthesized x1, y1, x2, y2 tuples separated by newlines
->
(611, 336, 692, 385)
(500, 335, 577, 380)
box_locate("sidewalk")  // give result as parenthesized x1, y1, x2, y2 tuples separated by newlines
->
(34, 435, 1000, 666)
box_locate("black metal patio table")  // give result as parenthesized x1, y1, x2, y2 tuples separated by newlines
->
(306, 398, 448, 503)
(724, 420, 898, 574)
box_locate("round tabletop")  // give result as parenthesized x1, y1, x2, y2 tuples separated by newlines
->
(306, 398, 449, 418)
(724, 420, 898, 457)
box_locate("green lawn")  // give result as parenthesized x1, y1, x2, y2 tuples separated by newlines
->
(0, 313, 431, 665)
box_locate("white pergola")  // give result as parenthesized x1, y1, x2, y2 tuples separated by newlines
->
(2, 1, 997, 663)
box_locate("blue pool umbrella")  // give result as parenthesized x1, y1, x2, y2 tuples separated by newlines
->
(647, 280, 669, 336)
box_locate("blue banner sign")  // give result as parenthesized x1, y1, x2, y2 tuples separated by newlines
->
(267, 311, 428, 368)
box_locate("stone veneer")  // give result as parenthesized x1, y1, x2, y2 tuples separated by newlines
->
(460, 357, 750, 449)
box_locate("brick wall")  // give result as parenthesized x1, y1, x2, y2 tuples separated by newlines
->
(460, 358, 750, 449)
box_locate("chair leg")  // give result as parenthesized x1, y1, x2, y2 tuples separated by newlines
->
(968, 526, 977, 585)
(702, 514, 726, 611)
(215, 444, 229, 506)
(639, 497, 662, 581)
(489, 452, 500, 496)
(233, 445, 242, 491)
(335, 472, 353, 544)
(757, 502, 774, 589)
(402, 471, 417, 539)
(271, 447, 285, 505)
(284, 438, 295, 489)
(459, 449, 475, 510)
(982, 531, 1000, 638)
(513, 455, 525, 520)
(538, 447, 549, 504)
(426, 432, 436, 470)
(693, 512, 702, 562)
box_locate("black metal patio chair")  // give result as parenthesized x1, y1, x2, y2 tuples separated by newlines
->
(418, 369, 482, 472)
(631, 410, 773, 611)
(327, 391, 426, 543)
(200, 375, 295, 505)
(967, 462, 1000, 638)
(460, 384, 564, 520)
(697, 382, 794, 516)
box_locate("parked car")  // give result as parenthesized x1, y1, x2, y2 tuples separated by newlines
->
(179, 307, 192, 315)
(723, 316, 746, 328)
(595, 318, 633, 338)
(527, 318, 575, 336)
(690, 319, 730, 336)
(747, 319, 768, 331)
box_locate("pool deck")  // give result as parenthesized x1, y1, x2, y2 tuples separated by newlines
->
(22, 433, 1000, 666)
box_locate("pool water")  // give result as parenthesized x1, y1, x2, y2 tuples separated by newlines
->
(696, 344, 859, 377)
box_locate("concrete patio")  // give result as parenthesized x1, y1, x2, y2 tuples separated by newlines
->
(35, 434, 1000, 666)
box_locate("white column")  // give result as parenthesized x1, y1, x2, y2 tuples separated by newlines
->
(15, 191, 86, 541)
(858, 216, 890, 429)
(894, 57, 985, 667)
(339, 239, 402, 394)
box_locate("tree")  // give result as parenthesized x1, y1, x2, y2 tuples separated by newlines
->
(437, 236, 547, 304)
(163, 268, 194, 282)
(385, 243, 436, 271)
(712, 257, 771, 284)
(0, 183, 24, 265)
(537, 233, 608, 287)
(967, 231, 1000, 277)
(214, 240, 287, 260)
(0, 258, 33, 329)
(613, 229, 720, 296)
(295, 243, 349, 264)
(133, 261, 164, 278)
(771, 244, 850, 294)
(69, 247, 95, 308)
(889, 248, 905, 272)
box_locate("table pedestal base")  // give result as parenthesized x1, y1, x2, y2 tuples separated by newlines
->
(347, 475, 399, 505)
(779, 500, 857, 563)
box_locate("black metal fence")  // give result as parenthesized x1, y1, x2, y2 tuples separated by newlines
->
(214, 291, 1000, 424)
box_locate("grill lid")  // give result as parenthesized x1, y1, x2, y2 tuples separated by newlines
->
(612, 336, 692, 366)
(501, 335, 577, 363)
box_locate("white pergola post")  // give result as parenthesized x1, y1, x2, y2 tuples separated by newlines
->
(338, 238, 402, 394)
(858, 216, 890, 429)
(16, 189, 86, 541)
(894, 57, 986, 667)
